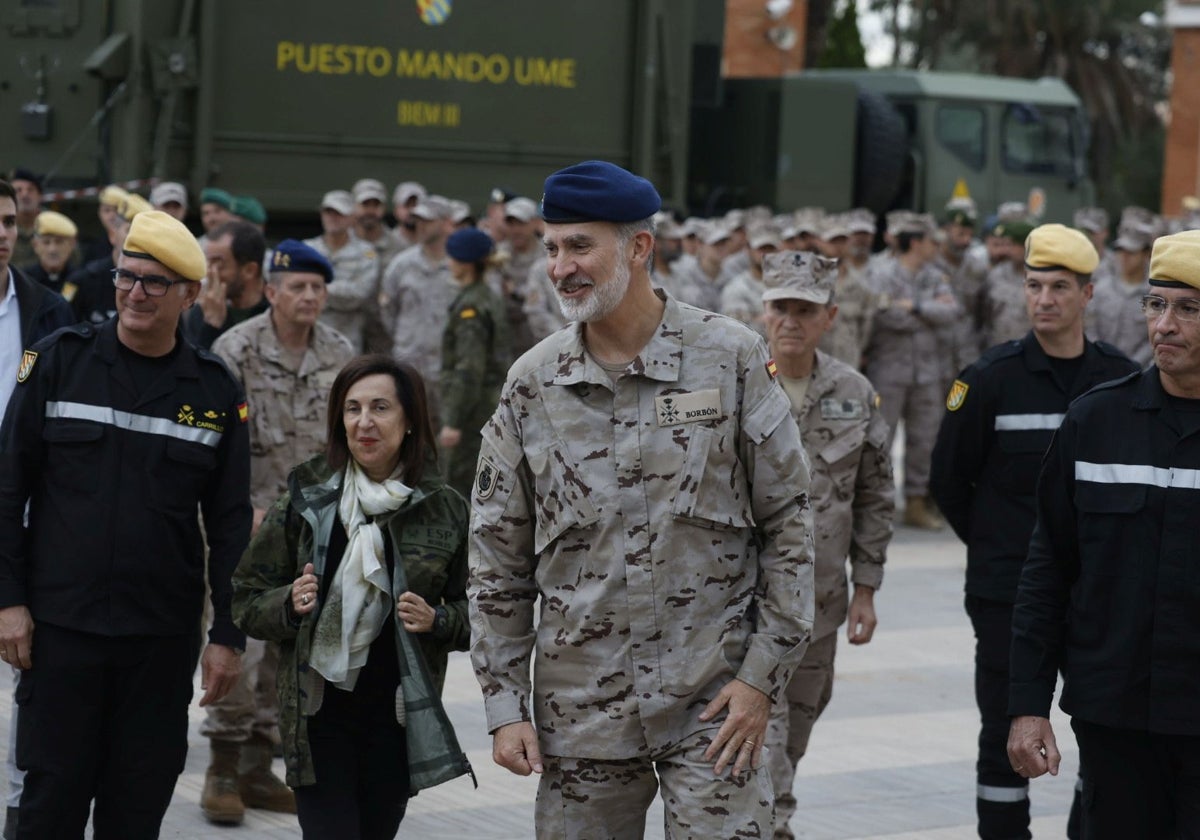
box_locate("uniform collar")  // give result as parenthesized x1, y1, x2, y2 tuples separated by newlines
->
(550, 289, 682, 387)
(96, 317, 200, 379)
(1020, 330, 1103, 375)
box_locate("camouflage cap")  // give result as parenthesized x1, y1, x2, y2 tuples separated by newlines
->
(793, 208, 825, 236)
(1112, 222, 1157, 253)
(820, 213, 851, 241)
(699, 220, 732, 246)
(846, 208, 877, 235)
(996, 201, 1028, 222)
(412, 194, 454, 221)
(1073, 206, 1109, 233)
(747, 223, 783, 250)
(894, 212, 936, 237)
(761, 251, 840, 304)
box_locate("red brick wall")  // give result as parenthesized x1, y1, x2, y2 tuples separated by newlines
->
(1164, 27, 1200, 213)
(722, 0, 808, 78)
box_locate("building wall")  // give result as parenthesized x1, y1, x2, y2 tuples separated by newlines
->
(722, 0, 808, 77)
(1163, 2, 1200, 213)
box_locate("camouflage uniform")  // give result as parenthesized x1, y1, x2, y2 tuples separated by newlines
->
(207, 312, 354, 746)
(765, 351, 894, 839)
(864, 262, 962, 497)
(496, 242, 541, 357)
(379, 246, 458, 425)
(521, 257, 567, 341)
(981, 261, 1030, 350)
(719, 270, 768, 337)
(818, 262, 877, 369)
(440, 280, 510, 497)
(470, 294, 815, 838)
(669, 254, 724, 312)
(1087, 273, 1152, 367)
(933, 246, 990, 386)
(304, 234, 380, 352)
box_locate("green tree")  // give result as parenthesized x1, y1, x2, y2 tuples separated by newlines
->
(818, 0, 868, 68)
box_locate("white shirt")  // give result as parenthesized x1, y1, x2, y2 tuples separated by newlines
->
(0, 268, 22, 419)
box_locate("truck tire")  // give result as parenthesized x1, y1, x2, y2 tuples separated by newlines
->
(854, 90, 908, 214)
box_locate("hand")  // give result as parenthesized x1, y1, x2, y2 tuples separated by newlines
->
(250, 506, 267, 537)
(492, 721, 543, 776)
(1007, 715, 1061, 779)
(699, 678, 770, 776)
(847, 585, 877, 645)
(198, 643, 242, 706)
(292, 563, 319, 616)
(198, 263, 228, 328)
(396, 591, 435, 633)
(0, 606, 34, 670)
(438, 426, 462, 449)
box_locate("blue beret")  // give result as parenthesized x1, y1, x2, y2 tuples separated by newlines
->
(446, 228, 494, 263)
(269, 239, 333, 284)
(540, 160, 661, 224)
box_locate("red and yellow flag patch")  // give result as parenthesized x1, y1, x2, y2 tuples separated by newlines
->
(765, 358, 778, 379)
(236, 401, 249, 423)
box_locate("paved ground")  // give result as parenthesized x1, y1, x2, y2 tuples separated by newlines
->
(0, 525, 1081, 839)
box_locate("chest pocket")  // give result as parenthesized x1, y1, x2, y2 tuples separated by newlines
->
(527, 444, 600, 554)
(42, 420, 104, 479)
(996, 430, 1052, 492)
(150, 439, 217, 514)
(671, 424, 754, 531)
(814, 427, 865, 501)
(1074, 482, 1146, 579)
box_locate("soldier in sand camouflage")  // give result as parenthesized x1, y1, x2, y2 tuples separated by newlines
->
(981, 221, 1034, 349)
(815, 212, 878, 369)
(469, 161, 815, 839)
(756, 251, 894, 840)
(304, 190, 380, 353)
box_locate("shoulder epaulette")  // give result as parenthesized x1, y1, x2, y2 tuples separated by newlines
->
(1080, 368, 1141, 398)
(32, 321, 93, 351)
(973, 339, 1023, 370)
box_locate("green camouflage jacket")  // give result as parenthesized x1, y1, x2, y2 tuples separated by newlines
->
(232, 453, 473, 790)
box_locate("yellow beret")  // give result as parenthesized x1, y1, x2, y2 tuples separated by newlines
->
(1149, 229, 1200, 291)
(122, 210, 206, 281)
(118, 193, 153, 222)
(1024, 223, 1099, 275)
(34, 210, 78, 239)
(99, 185, 128, 208)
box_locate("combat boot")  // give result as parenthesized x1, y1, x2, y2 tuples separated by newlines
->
(238, 734, 296, 814)
(200, 739, 245, 825)
(903, 495, 943, 530)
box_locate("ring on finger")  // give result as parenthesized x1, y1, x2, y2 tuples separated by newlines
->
(301, 595, 311, 605)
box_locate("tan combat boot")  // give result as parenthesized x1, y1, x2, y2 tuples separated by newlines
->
(903, 495, 943, 530)
(238, 734, 296, 814)
(200, 739, 245, 825)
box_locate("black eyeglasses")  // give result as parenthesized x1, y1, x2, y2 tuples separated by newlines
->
(111, 267, 189, 297)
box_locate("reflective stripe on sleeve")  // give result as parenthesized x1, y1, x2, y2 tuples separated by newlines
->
(45, 401, 222, 448)
(994, 413, 1065, 431)
(977, 784, 1029, 803)
(1075, 460, 1200, 490)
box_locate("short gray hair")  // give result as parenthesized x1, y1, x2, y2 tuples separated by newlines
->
(617, 216, 656, 270)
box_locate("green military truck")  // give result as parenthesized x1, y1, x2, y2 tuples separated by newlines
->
(0, 0, 1092, 225)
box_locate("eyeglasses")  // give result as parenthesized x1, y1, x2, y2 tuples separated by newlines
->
(1140, 295, 1200, 322)
(111, 267, 189, 297)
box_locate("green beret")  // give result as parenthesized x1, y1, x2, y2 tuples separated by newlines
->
(231, 195, 267, 225)
(993, 220, 1034, 245)
(122, 210, 207, 281)
(1149, 230, 1200, 291)
(199, 188, 234, 210)
(1024, 223, 1099, 275)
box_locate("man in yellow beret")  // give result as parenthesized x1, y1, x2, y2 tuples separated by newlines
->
(67, 193, 154, 326)
(23, 211, 79, 300)
(0, 209, 251, 837)
(1005, 228, 1200, 838)
(932, 222, 1139, 840)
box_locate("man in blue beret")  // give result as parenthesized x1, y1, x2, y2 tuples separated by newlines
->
(469, 160, 816, 838)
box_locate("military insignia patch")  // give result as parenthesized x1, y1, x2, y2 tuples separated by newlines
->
(459, 307, 477, 319)
(475, 456, 499, 500)
(61, 281, 78, 302)
(946, 379, 969, 411)
(177, 404, 196, 425)
(417, 0, 452, 25)
(16, 350, 37, 383)
(874, 393, 882, 409)
(766, 358, 778, 379)
(820, 398, 864, 420)
(237, 401, 249, 423)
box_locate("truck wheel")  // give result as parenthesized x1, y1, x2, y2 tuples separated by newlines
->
(854, 90, 908, 214)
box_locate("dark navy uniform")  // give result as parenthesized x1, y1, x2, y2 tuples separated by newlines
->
(1010, 367, 1200, 838)
(0, 318, 251, 837)
(930, 331, 1136, 840)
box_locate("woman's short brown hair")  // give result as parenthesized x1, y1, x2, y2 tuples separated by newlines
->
(325, 354, 436, 485)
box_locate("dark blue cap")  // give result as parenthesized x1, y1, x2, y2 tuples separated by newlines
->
(269, 239, 333, 284)
(446, 227, 494, 263)
(540, 160, 661, 224)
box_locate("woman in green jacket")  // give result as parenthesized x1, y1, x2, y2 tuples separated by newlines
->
(233, 354, 472, 839)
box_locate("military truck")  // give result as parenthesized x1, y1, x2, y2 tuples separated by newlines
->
(0, 0, 1092, 226)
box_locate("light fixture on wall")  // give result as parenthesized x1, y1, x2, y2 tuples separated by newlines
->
(767, 24, 798, 50)
(766, 0, 794, 20)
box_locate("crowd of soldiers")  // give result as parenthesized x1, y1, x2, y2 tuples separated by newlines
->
(2, 157, 1194, 839)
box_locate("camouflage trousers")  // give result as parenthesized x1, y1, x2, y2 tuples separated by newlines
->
(198, 637, 280, 743)
(764, 633, 838, 840)
(876, 379, 943, 496)
(535, 728, 774, 839)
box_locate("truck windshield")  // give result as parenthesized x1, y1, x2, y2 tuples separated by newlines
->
(1002, 104, 1077, 176)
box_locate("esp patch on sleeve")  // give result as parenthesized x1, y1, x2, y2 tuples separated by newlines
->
(946, 379, 969, 412)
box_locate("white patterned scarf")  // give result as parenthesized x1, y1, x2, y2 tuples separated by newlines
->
(308, 459, 413, 691)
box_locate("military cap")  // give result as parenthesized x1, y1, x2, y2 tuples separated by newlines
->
(699, 220, 732, 246)
(1073, 206, 1109, 233)
(448, 199, 472, 224)
(679, 217, 703, 238)
(352, 178, 387, 204)
(747, 223, 782, 250)
(503, 197, 538, 223)
(34, 210, 78, 239)
(118, 193, 153, 223)
(991, 220, 1034, 245)
(895, 213, 937, 237)
(9, 167, 41, 190)
(488, 187, 517, 205)
(1024, 223, 1099, 275)
(231, 195, 267, 225)
(724, 209, 747, 230)
(1119, 205, 1157, 231)
(319, 190, 354, 216)
(1149, 230, 1200, 291)
(150, 181, 188, 209)
(745, 205, 773, 224)
(540, 160, 661, 224)
(446, 227, 494, 263)
(654, 211, 682, 239)
(412, 194, 453, 221)
(820, 213, 851, 241)
(199, 187, 234, 210)
(996, 201, 1028, 222)
(761, 251, 840, 304)
(393, 181, 426, 206)
(122, 210, 206, 281)
(846, 208, 877, 235)
(268, 238, 333, 283)
(1112, 222, 1156, 253)
(793, 208, 825, 237)
(942, 197, 977, 227)
(885, 210, 913, 237)
(99, 185, 128, 208)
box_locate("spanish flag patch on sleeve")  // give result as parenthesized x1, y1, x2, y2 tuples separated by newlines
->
(765, 358, 778, 379)
(237, 401, 249, 423)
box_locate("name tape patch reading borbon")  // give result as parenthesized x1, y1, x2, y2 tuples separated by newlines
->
(655, 389, 721, 426)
